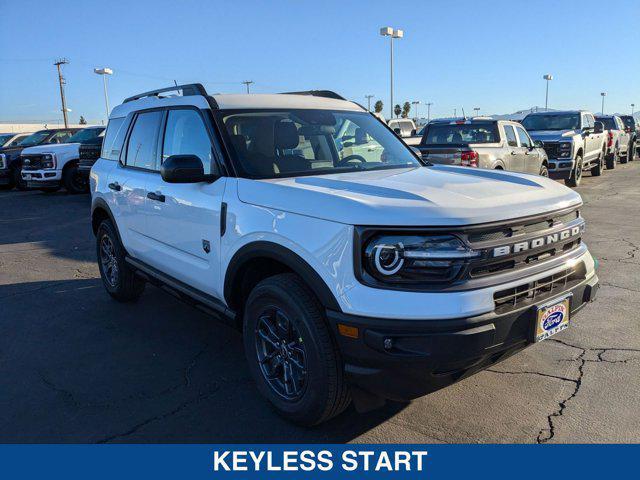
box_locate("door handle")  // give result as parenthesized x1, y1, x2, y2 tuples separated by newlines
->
(511, 151, 517, 155)
(147, 191, 165, 203)
(525, 151, 531, 155)
(108, 182, 121, 191)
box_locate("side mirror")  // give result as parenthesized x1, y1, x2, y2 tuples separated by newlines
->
(594, 121, 604, 134)
(533, 140, 544, 148)
(161, 154, 214, 183)
(393, 127, 401, 135)
(411, 129, 417, 136)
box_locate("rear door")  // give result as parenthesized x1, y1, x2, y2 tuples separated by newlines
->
(143, 107, 226, 298)
(582, 114, 598, 162)
(108, 110, 163, 259)
(509, 125, 529, 172)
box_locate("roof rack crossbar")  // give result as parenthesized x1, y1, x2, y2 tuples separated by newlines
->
(123, 83, 208, 103)
(281, 90, 346, 101)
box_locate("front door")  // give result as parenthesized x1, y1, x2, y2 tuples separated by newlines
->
(143, 108, 226, 299)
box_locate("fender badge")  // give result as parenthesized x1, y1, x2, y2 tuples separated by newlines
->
(202, 240, 211, 254)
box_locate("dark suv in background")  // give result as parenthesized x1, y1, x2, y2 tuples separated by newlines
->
(0, 128, 80, 190)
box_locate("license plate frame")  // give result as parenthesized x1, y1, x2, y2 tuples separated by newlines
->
(532, 294, 572, 342)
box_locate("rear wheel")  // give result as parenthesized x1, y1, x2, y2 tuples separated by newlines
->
(564, 155, 583, 187)
(63, 163, 89, 194)
(606, 149, 617, 169)
(620, 145, 628, 164)
(243, 273, 350, 426)
(96, 219, 145, 302)
(591, 150, 604, 176)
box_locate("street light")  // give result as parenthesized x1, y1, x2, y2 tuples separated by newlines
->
(94, 67, 113, 121)
(473, 107, 480, 117)
(601, 92, 607, 115)
(425, 102, 433, 123)
(411, 100, 420, 121)
(380, 26, 403, 119)
(543, 74, 553, 111)
(365, 94, 375, 111)
(632, 103, 635, 115)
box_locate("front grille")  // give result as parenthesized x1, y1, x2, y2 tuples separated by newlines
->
(79, 143, 101, 161)
(21, 154, 43, 170)
(542, 142, 560, 158)
(493, 263, 586, 313)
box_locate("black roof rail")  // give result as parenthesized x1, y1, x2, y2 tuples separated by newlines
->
(281, 90, 347, 101)
(123, 83, 208, 104)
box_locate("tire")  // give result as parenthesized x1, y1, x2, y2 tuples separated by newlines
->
(96, 219, 145, 302)
(539, 164, 549, 177)
(12, 165, 27, 191)
(606, 150, 617, 169)
(564, 155, 583, 187)
(63, 163, 89, 194)
(629, 141, 635, 161)
(591, 151, 604, 177)
(620, 145, 628, 164)
(0, 183, 13, 191)
(243, 273, 351, 426)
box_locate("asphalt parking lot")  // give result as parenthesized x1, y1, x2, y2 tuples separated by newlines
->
(1, 164, 639, 444)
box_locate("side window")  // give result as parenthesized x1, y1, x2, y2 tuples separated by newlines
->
(504, 125, 518, 147)
(50, 131, 72, 144)
(162, 109, 213, 174)
(125, 111, 163, 170)
(101, 117, 127, 161)
(516, 126, 531, 148)
(587, 115, 595, 128)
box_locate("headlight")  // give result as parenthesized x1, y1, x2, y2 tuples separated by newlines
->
(361, 233, 480, 286)
(559, 142, 572, 158)
(42, 154, 56, 169)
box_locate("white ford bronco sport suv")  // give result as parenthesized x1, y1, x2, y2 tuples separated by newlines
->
(90, 84, 599, 425)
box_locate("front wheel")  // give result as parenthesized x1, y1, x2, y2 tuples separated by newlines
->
(96, 219, 145, 302)
(243, 273, 351, 426)
(591, 151, 604, 176)
(12, 166, 27, 191)
(564, 155, 583, 187)
(539, 164, 549, 177)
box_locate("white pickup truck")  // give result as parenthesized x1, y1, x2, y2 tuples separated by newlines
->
(21, 127, 105, 193)
(90, 84, 599, 425)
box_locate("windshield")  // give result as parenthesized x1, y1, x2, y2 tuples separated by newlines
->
(17, 131, 50, 146)
(67, 127, 105, 144)
(595, 117, 616, 130)
(521, 114, 580, 131)
(621, 116, 634, 129)
(217, 109, 422, 178)
(422, 123, 498, 145)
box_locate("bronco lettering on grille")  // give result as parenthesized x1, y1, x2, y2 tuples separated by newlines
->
(492, 225, 583, 257)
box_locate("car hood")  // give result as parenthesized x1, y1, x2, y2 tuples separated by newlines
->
(237, 166, 582, 226)
(20, 143, 80, 155)
(528, 130, 577, 142)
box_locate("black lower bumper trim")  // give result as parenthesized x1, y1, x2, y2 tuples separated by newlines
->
(326, 274, 599, 402)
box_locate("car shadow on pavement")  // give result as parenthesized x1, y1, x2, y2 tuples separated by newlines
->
(0, 278, 407, 443)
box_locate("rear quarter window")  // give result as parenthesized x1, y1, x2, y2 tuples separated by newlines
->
(101, 117, 128, 161)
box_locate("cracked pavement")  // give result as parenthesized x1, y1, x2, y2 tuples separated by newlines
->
(0, 162, 639, 443)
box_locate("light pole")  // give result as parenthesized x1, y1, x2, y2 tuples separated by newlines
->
(473, 107, 480, 117)
(425, 102, 432, 123)
(365, 95, 374, 111)
(241, 80, 254, 93)
(632, 103, 635, 115)
(601, 92, 606, 115)
(412, 101, 420, 121)
(380, 26, 403, 120)
(543, 74, 553, 111)
(94, 67, 113, 121)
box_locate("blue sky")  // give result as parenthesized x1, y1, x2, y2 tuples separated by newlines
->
(1, 0, 639, 124)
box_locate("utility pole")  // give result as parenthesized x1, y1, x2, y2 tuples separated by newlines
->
(365, 95, 374, 111)
(54, 58, 70, 128)
(426, 102, 432, 123)
(241, 80, 254, 93)
(474, 107, 480, 117)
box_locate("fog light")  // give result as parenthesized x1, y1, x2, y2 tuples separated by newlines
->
(383, 338, 393, 350)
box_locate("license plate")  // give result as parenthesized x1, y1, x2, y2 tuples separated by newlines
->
(534, 296, 571, 342)
(23, 174, 32, 180)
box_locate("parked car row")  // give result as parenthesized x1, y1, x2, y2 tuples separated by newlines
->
(395, 110, 638, 188)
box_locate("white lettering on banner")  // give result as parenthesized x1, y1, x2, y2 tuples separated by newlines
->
(211, 449, 428, 472)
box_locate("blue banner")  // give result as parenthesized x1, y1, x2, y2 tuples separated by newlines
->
(0, 444, 636, 479)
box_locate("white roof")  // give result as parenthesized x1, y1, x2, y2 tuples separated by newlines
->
(110, 92, 363, 119)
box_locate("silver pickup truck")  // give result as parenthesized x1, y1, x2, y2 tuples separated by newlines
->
(416, 118, 549, 176)
(522, 110, 607, 187)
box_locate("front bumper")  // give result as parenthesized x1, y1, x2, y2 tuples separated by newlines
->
(22, 170, 61, 188)
(327, 273, 599, 401)
(548, 158, 574, 179)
